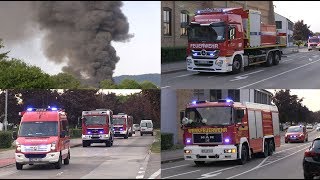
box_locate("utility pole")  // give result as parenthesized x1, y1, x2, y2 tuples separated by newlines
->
(4, 89, 8, 131)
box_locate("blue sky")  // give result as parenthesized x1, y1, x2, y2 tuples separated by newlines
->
(2, 1, 160, 76)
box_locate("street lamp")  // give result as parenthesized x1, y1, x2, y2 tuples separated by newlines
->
(4, 89, 8, 131)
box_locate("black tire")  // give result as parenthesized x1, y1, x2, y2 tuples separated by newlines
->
(273, 51, 280, 65)
(124, 133, 128, 139)
(151, 132, 154, 136)
(306, 138, 308, 142)
(304, 173, 313, 179)
(265, 52, 273, 67)
(63, 152, 70, 165)
(232, 56, 242, 74)
(54, 154, 62, 169)
(262, 140, 269, 158)
(82, 141, 88, 147)
(106, 140, 111, 147)
(285, 140, 288, 143)
(268, 140, 274, 156)
(16, 162, 23, 170)
(194, 161, 205, 166)
(129, 132, 132, 137)
(238, 144, 248, 165)
(140, 133, 143, 136)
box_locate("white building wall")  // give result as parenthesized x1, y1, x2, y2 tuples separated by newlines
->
(275, 13, 293, 47)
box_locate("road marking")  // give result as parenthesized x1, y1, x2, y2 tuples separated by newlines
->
(162, 164, 193, 171)
(135, 151, 150, 179)
(226, 143, 310, 179)
(238, 59, 320, 89)
(197, 166, 241, 179)
(282, 58, 294, 62)
(274, 143, 307, 154)
(175, 74, 193, 78)
(138, 171, 145, 174)
(136, 175, 144, 179)
(256, 156, 269, 168)
(162, 170, 201, 179)
(57, 172, 64, 176)
(230, 70, 264, 81)
(148, 169, 161, 179)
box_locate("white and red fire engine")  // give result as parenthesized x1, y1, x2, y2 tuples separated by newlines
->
(112, 113, 133, 139)
(307, 36, 320, 51)
(181, 99, 280, 165)
(186, 7, 286, 73)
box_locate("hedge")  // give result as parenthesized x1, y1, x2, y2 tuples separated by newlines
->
(161, 47, 187, 63)
(0, 131, 13, 148)
(161, 133, 174, 150)
(69, 129, 82, 138)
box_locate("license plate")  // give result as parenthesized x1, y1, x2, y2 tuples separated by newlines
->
(198, 61, 210, 64)
(201, 149, 213, 153)
(29, 158, 41, 162)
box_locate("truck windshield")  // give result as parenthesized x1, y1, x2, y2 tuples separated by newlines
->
(19, 121, 58, 137)
(309, 38, 319, 43)
(188, 24, 226, 43)
(83, 116, 107, 126)
(185, 107, 232, 126)
(113, 118, 126, 124)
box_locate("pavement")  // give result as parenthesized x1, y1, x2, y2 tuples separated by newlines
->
(161, 46, 300, 74)
(0, 138, 82, 168)
(161, 130, 288, 164)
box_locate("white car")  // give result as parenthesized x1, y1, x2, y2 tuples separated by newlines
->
(316, 124, 320, 131)
(133, 124, 140, 131)
(140, 120, 153, 136)
(306, 124, 313, 129)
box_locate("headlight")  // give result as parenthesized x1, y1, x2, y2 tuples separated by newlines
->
(51, 142, 57, 150)
(224, 149, 236, 153)
(16, 142, 21, 151)
(299, 134, 304, 137)
(187, 58, 192, 63)
(184, 150, 192, 154)
(215, 60, 223, 67)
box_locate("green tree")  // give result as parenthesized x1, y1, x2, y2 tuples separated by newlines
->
(51, 73, 81, 89)
(99, 79, 118, 89)
(118, 79, 142, 89)
(140, 81, 158, 89)
(0, 39, 9, 60)
(293, 20, 313, 41)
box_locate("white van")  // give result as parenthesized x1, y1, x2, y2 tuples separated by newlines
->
(140, 120, 153, 136)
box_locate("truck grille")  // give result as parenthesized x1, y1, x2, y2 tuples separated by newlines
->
(25, 154, 46, 158)
(193, 133, 222, 144)
(194, 60, 213, 67)
(88, 128, 103, 134)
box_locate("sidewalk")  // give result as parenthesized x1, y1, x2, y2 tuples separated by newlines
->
(161, 130, 288, 164)
(161, 46, 300, 74)
(0, 138, 82, 168)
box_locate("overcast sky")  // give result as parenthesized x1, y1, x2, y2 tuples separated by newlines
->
(268, 89, 320, 112)
(274, 1, 320, 33)
(1, 1, 160, 77)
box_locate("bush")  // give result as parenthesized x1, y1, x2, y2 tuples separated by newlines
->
(0, 131, 13, 148)
(161, 47, 187, 63)
(161, 133, 174, 150)
(69, 128, 82, 138)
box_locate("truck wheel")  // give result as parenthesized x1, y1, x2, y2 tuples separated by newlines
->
(124, 133, 128, 139)
(194, 161, 205, 166)
(268, 140, 274, 156)
(140, 133, 143, 136)
(129, 132, 132, 137)
(54, 154, 62, 169)
(262, 140, 269, 158)
(82, 141, 88, 147)
(238, 144, 248, 165)
(265, 52, 273, 67)
(106, 140, 111, 147)
(63, 152, 70, 165)
(16, 162, 23, 170)
(232, 56, 241, 74)
(273, 51, 280, 65)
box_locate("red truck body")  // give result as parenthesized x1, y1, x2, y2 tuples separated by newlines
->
(112, 113, 134, 139)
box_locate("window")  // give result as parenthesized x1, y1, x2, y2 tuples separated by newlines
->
(180, 10, 189, 36)
(276, 21, 282, 29)
(62, 120, 69, 136)
(210, 90, 222, 101)
(228, 26, 236, 40)
(194, 89, 205, 101)
(163, 8, 172, 36)
(288, 21, 293, 31)
(254, 90, 271, 105)
(228, 90, 240, 102)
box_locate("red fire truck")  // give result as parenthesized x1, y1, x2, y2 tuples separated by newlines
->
(13, 107, 70, 170)
(81, 109, 114, 147)
(307, 36, 320, 51)
(112, 113, 133, 139)
(180, 99, 280, 165)
(186, 7, 285, 74)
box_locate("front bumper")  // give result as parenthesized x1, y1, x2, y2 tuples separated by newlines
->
(186, 56, 233, 73)
(82, 134, 109, 141)
(184, 145, 238, 162)
(114, 130, 127, 136)
(15, 152, 60, 164)
(286, 136, 304, 142)
(303, 158, 320, 176)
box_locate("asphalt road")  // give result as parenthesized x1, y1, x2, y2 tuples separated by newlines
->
(0, 133, 160, 179)
(161, 129, 320, 179)
(161, 49, 320, 89)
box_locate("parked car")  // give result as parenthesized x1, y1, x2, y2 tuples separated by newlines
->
(303, 136, 320, 179)
(140, 120, 153, 136)
(316, 124, 320, 131)
(306, 124, 313, 129)
(133, 124, 140, 131)
(285, 125, 308, 143)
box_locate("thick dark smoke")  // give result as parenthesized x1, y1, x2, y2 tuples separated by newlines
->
(0, 1, 133, 87)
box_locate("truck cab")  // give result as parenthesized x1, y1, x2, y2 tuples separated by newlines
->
(81, 109, 114, 147)
(14, 107, 70, 170)
(112, 113, 133, 139)
(307, 36, 320, 51)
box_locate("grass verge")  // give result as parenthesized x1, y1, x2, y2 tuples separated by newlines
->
(150, 129, 160, 153)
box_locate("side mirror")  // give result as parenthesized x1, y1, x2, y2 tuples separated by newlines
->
(60, 131, 66, 138)
(12, 131, 17, 140)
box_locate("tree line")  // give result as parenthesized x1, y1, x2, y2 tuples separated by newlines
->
(0, 39, 158, 89)
(0, 89, 160, 128)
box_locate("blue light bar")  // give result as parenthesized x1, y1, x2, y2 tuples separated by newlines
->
(27, 108, 33, 112)
(226, 99, 233, 103)
(51, 107, 58, 111)
(192, 100, 197, 105)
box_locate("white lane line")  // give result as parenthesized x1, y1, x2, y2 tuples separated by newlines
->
(162, 170, 201, 179)
(57, 172, 64, 176)
(136, 175, 144, 179)
(256, 156, 269, 168)
(138, 171, 145, 174)
(148, 169, 161, 179)
(197, 165, 241, 179)
(230, 70, 264, 81)
(175, 74, 193, 78)
(238, 59, 320, 89)
(162, 164, 193, 171)
(282, 58, 294, 62)
(274, 143, 308, 154)
(226, 143, 310, 179)
(135, 151, 150, 179)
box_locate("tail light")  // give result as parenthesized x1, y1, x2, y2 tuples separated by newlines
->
(304, 150, 317, 157)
